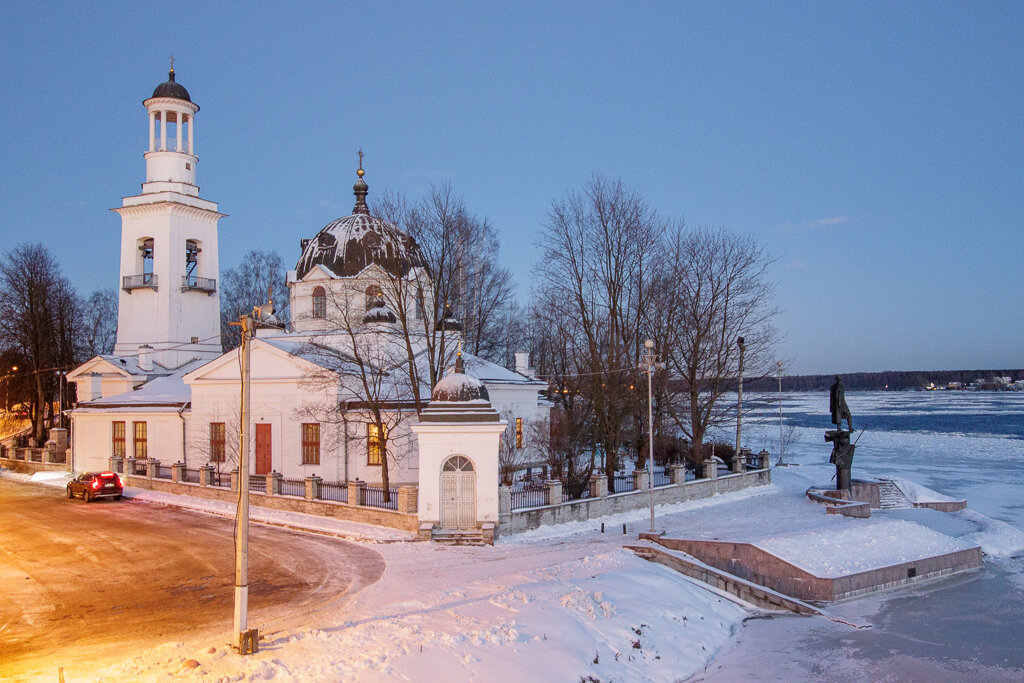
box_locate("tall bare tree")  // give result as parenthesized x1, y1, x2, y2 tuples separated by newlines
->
(220, 250, 289, 350)
(0, 243, 80, 442)
(80, 288, 117, 357)
(533, 176, 664, 487)
(655, 225, 778, 465)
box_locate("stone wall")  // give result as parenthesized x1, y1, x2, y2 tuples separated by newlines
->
(0, 453, 71, 475)
(123, 474, 420, 533)
(499, 469, 771, 535)
(651, 536, 982, 602)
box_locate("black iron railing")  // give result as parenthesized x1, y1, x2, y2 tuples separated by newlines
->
(123, 273, 157, 291)
(510, 486, 546, 510)
(208, 469, 227, 487)
(610, 474, 636, 494)
(155, 465, 172, 479)
(182, 468, 200, 483)
(249, 475, 266, 493)
(363, 486, 398, 510)
(280, 478, 305, 497)
(318, 481, 347, 503)
(561, 488, 592, 503)
(652, 469, 671, 487)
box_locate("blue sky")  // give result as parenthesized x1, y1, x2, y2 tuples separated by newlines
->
(1, 2, 1021, 375)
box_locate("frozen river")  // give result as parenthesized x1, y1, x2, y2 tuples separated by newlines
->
(702, 390, 1024, 682)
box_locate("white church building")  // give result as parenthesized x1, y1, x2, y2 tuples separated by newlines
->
(67, 69, 549, 532)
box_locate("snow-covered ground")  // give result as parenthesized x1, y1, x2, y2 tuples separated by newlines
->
(4, 391, 1023, 681)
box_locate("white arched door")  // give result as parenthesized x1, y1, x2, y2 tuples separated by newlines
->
(440, 456, 476, 528)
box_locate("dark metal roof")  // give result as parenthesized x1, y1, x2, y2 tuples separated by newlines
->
(295, 170, 426, 280)
(150, 69, 192, 102)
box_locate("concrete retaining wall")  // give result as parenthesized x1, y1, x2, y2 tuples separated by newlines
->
(124, 474, 420, 532)
(651, 536, 982, 602)
(500, 469, 770, 535)
(0, 456, 70, 475)
(914, 500, 968, 512)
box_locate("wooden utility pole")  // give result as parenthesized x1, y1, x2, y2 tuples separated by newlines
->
(231, 314, 255, 653)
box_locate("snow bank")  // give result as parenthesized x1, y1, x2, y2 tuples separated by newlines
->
(958, 509, 1024, 558)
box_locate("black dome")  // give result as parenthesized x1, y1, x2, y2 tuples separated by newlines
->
(295, 170, 426, 280)
(151, 69, 192, 102)
(431, 355, 490, 403)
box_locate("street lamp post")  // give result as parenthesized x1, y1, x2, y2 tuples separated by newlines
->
(777, 361, 784, 465)
(735, 337, 746, 456)
(643, 339, 657, 533)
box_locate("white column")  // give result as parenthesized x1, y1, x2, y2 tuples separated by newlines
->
(148, 111, 155, 151)
(176, 111, 182, 152)
(187, 114, 194, 155)
(160, 111, 167, 151)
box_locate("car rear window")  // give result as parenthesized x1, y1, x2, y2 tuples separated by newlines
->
(98, 474, 120, 483)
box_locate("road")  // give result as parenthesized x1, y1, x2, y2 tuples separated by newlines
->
(0, 477, 386, 681)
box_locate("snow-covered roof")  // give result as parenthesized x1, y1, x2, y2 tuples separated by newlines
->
(74, 359, 205, 408)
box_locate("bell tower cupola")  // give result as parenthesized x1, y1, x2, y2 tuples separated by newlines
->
(112, 64, 225, 369)
(142, 60, 200, 195)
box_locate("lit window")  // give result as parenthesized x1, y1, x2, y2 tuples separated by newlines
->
(210, 422, 225, 463)
(365, 285, 382, 311)
(112, 421, 125, 457)
(312, 286, 326, 319)
(367, 422, 388, 465)
(302, 423, 320, 465)
(133, 421, 148, 459)
(516, 417, 523, 449)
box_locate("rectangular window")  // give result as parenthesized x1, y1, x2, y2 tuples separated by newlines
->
(516, 417, 523, 449)
(112, 421, 126, 457)
(133, 421, 148, 459)
(367, 422, 388, 465)
(301, 423, 320, 465)
(210, 422, 226, 463)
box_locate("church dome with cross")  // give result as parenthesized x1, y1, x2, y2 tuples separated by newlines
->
(294, 158, 426, 280)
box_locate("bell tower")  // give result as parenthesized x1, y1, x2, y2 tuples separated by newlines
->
(112, 64, 225, 368)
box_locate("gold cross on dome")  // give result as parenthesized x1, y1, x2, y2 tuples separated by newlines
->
(457, 338, 463, 357)
(358, 148, 364, 170)
(170, 54, 175, 71)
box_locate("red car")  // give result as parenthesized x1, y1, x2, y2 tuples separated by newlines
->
(67, 472, 123, 502)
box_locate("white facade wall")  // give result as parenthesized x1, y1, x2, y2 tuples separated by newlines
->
(71, 410, 185, 472)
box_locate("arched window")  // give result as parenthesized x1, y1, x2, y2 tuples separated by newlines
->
(365, 285, 382, 311)
(312, 286, 326, 319)
(138, 238, 155, 286)
(185, 240, 200, 278)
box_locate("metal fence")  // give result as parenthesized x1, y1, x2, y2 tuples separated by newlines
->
(133, 461, 148, 476)
(318, 481, 348, 503)
(510, 486, 546, 510)
(248, 475, 266, 493)
(363, 486, 399, 510)
(208, 469, 228, 488)
(610, 474, 636, 494)
(182, 468, 200, 484)
(652, 469, 671, 487)
(155, 465, 172, 479)
(280, 478, 305, 497)
(561, 488, 592, 503)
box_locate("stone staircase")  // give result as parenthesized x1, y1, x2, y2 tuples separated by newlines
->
(430, 527, 488, 546)
(877, 479, 913, 509)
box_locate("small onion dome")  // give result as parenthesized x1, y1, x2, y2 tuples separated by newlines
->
(435, 305, 463, 332)
(420, 353, 500, 423)
(363, 297, 397, 324)
(430, 354, 489, 403)
(151, 68, 192, 102)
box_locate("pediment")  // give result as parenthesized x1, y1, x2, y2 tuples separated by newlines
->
(184, 339, 333, 384)
(67, 356, 132, 381)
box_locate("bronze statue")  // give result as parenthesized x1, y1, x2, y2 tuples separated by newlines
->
(829, 375, 853, 432)
(826, 375, 856, 492)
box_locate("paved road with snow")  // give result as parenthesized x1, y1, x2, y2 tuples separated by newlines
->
(0, 478, 385, 682)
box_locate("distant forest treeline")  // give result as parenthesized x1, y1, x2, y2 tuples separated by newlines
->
(744, 369, 1024, 392)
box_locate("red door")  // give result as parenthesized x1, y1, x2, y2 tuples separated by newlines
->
(255, 424, 272, 474)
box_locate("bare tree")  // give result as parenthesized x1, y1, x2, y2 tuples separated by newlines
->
(0, 243, 80, 443)
(297, 287, 419, 501)
(80, 288, 117, 357)
(220, 250, 289, 350)
(533, 176, 664, 487)
(655, 226, 779, 466)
